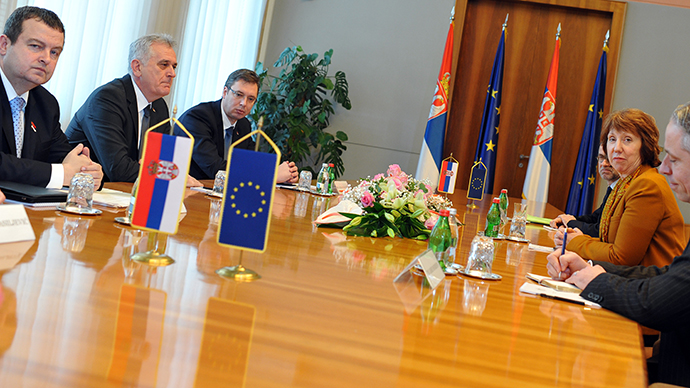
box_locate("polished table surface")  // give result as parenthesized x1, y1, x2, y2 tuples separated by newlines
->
(0, 184, 646, 387)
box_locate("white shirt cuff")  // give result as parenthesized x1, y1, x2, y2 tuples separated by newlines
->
(47, 164, 65, 188)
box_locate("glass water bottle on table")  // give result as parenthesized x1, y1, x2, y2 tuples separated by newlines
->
(448, 208, 460, 268)
(498, 189, 509, 238)
(484, 198, 501, 238)
(428, 209, 452, 271)
(315, 163, 329, 194)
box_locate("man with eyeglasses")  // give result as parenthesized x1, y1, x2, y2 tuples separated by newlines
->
(178, 68, 298, 182)
(549, 144, 620, 237)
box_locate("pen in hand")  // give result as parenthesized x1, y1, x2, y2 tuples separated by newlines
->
(558, 230, 567, 279)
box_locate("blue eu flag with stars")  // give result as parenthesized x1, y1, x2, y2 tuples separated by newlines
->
(472, 27, 505, 194)
(565, 46, 607, 216)
(218, 148, 278, 253)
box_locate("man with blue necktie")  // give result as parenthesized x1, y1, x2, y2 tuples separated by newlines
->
(0, 6, 102, 188)
(177, 69, 298, 183)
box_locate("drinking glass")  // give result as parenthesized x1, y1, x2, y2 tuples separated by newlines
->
(65, 172, 94, 211)
(465, 232, 494, 273)
(509, 203, 528, 239)
(298, 170, 312, 191)
(213, 170, 226, 195)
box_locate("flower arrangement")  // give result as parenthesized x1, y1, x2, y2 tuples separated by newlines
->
(340, 164, 453, 239)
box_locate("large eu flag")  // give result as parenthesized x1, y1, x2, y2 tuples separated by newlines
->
(565, 46, 607, 215)
(473, 27, 505, 194)
(218, 148, 279, 252)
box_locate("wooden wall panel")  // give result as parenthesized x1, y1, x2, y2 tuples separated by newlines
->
(446, 0, 626, 211)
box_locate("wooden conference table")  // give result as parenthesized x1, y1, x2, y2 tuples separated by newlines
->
(0, 184, 646, 387)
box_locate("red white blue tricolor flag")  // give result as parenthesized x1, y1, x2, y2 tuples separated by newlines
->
(132, 132, 193, 234)
(522, 24, 561, 203)
(415, 10, 454, 190)
(217, 147, 279, 253)
(438, 159, 458, 194)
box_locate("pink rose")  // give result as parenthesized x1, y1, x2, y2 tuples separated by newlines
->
(399, 173, 408, 185)
(424, 214, 438, 230)
(387, 176, 403, 189)
(387, 164, 402, 177)
(361, 191, 375, 208)
(373, 173, 384, 180)
(424, 184, 433, 198)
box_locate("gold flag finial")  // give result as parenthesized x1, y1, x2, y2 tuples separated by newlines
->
(502, 13, 509, 31)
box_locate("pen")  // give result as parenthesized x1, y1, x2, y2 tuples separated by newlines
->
(538, 293, 584, 306)
(558, 230, 567, 278)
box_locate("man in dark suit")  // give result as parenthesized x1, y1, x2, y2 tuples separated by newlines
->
(0, 6, 102, 188)
(66, 34, 177, 183)
(549, 144, 620, 237)
(546, 102, 690, 386)
(177, 68, 298, 182)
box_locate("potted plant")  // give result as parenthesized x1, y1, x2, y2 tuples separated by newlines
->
(251, 46, 351, 178)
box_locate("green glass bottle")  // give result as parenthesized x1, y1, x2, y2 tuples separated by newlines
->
(428, 209, 452, 271)
(327, 163, 336, 194)
(484, 197, 501, 238)
(498, 189, 509, 236)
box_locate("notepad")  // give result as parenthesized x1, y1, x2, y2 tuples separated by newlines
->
(526, 273, 581, 293)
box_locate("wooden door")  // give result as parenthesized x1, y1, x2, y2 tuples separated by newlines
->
(446, 0, 626, 211)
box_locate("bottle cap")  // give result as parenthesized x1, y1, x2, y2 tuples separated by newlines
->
(448, 208, 457, 215)
(493, 197, 500, 203)
(329, 163, 334, 167)
(439, 209, 450, 217)
(501, 189, 507, 194)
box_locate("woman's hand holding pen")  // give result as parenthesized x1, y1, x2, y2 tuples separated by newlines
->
(546, 249, 605, 289)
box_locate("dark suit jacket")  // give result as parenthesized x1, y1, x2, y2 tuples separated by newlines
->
(567, 186, 612, 238)
(65, 74, 169, 182)
(176, 99, 254, 180)
(0, 81, 71, 186)
(583, 241, 690, 386)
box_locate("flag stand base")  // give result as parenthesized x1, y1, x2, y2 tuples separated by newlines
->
(131, 232, 175, 266)
(216, 265, 261, 282)
(216, 251, 261, 282)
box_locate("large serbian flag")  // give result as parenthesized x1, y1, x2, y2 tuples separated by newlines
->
(132, 132, 193, 234)
(415, 10, 454, 190)
(522, 25, 561, 203)
(438, 159, 458, 194)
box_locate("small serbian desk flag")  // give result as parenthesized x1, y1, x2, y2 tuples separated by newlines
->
(437, 155, 458, 194)
(131, 118, 194, 234)
(217, 130, 281, 253)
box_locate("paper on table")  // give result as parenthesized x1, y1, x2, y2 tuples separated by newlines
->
(527, 215, 551, 225)
(93, 188, 131, 208)
(519, 281, 600, 308)
(528, 243, 554, 253)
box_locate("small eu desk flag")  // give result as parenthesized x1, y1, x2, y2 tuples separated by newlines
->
(132, 121, 194, 235)
(467, 161, 487, 201)
(217, 131, 281, 253)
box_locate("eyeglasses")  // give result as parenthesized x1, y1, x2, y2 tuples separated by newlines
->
(228, 87, 257, 105)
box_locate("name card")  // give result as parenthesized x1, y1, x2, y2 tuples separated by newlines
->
(0, 204, 36, 244)
(393, 249, 445, 313)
